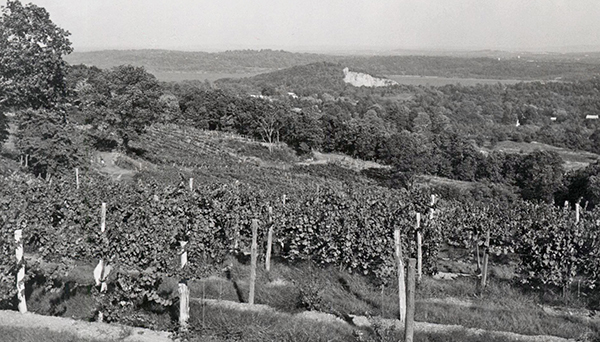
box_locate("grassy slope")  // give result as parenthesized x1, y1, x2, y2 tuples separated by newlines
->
(24, 255, 597, 341)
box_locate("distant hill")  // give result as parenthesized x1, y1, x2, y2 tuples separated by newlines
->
(214, 62, 402, 95)
(214, 62, 346, 94)
(65, 49, 335, 73)
(65, 49, 600, 81)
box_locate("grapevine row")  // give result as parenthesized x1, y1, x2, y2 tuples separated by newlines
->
(0, 171, 438, 306)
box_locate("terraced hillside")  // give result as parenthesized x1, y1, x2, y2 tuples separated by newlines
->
(128, 124, 372, 192)
(136, 124, 242, 166)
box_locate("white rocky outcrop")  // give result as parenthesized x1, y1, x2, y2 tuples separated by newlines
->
(343, 67, 398, 87)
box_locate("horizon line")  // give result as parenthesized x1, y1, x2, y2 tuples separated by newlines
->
(68, 45, 600, 55)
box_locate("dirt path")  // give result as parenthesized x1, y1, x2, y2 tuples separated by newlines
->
(297, 151, 390, 171)
(94, 152, 137, 181)
(414, 321, 575, 342)
(2, 123, 18, 152)
(0, 310, 172, 342)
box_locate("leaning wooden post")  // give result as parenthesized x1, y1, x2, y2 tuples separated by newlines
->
(265, 206, 273, 272)
(248, 219, 258, 304)
(178, 240, 190, 331)
(75, 168, 80, 189)
(481, 229, 490, 290)
(15, 229, 27, 313)
(575, 203, 580, 224)
(394, 228, 406, 325)
(475, 234, 482, 272)
(416, 213, 422, 283)
(405, 258, 416, 342)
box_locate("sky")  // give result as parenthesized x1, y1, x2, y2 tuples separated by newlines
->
(2, 0, 600, 53)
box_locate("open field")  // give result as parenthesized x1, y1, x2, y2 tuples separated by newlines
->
(386, 75, 532, 87)
(487, 140, 600, 170)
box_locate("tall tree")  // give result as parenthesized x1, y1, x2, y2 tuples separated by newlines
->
(16, 108, 89, 177)
(516, 150, 564, 203)
(77, 65, 163, 150)
(0, 0, 73, 110)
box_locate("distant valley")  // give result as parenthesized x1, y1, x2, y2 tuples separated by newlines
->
(65, 49, 600, 82)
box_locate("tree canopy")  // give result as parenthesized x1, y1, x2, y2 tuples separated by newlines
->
(72, 65, 163, 149)
(0, 0, 73, 110)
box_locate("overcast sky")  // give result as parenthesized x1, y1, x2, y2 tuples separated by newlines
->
(3, 0, 600, 53)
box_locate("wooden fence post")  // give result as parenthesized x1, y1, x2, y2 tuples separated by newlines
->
(20, 155, 23, 166)
(416, 213, 422, 283)
(179, 240, 190, 331)
(99, 203, 107, 293)
(189, 178, 194, 192)
(249, 219, 258, 304)
(15, 229, 27, 313)
(429, 194, 436, 220)
(394, 228, 406, 325)
(480, 229, 490, 290)
(265, 206, 273, 272)
(575, 202, 580, 224)
(94, 203, 108, 322)
(75, 168, 80, 189)
(475, 234, 482, 272)
(405, 258, 416, 342)
(24, 154, 28, 167)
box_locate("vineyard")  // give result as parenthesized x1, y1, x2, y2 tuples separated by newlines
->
(5, 1, 600, 340)
(0, 114, 598, 342)
(3, 127, 600, 340)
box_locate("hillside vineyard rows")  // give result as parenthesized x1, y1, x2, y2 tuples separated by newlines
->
(2, 168, 600, 312)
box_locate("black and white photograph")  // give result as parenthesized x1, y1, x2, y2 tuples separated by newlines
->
(2, 1, 600, 341)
